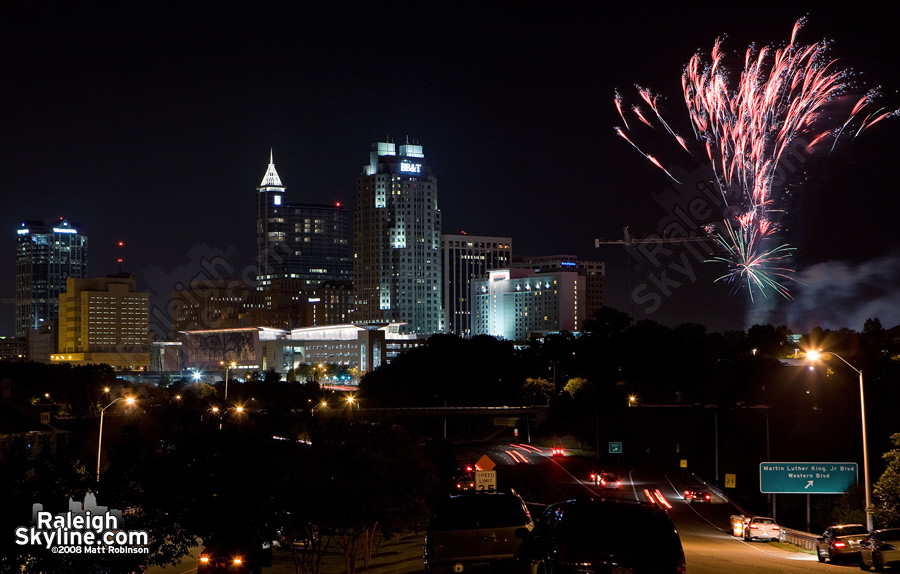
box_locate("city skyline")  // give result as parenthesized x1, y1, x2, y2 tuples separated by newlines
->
(3, 4, 900, 336)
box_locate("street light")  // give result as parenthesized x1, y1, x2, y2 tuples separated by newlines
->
(97, 396, 135, 482)
(220, 361, 237, 400)
(807, 349, 874, 531)
(346, 396, 359, 411)
(211, 404, 245, 430)
(628, 395, 637, 407)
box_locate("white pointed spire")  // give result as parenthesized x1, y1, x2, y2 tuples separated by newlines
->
(260, 149, 283, 187)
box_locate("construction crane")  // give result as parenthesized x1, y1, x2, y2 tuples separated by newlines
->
(594, 227, 712, 320)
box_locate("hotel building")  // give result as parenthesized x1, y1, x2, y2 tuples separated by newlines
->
(471, 268, 581, 341)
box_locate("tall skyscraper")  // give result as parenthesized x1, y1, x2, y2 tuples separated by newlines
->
(15, 219, 88, 337)
(354, 141, 444, 335)
(442, 234, 512, 337)
(256, 151, 352, 290)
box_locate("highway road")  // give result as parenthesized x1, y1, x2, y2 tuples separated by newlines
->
(458, 442, 860, 574)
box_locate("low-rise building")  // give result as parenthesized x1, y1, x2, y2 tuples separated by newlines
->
(178, 323, 421, 383)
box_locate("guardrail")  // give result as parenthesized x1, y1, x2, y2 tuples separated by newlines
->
(781, 528, 819, 551)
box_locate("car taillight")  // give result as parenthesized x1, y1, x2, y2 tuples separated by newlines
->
(684, 490, 690, 496)
(772, 526, 780, 530)
(705, 494, 711, 500)
(834, 541, 846, 548)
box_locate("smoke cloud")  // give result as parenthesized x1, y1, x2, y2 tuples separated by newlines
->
(746, 252, 900, 331)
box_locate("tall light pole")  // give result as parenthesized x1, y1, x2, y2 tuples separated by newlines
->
(220, 361, 236, 400)
(807, 350, 873, 531)
(97, 396, 135, 482)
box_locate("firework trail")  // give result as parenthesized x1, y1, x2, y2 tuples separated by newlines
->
(615, 18, 897, 300)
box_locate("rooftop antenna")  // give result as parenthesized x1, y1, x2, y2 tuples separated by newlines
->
(116, 241, 125, 273)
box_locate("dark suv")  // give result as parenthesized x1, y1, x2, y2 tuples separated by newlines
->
(425, 490, 533, 574)
(516, 497, 686, 573)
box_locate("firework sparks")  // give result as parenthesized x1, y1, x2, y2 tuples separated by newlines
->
(615, 17, 897, 300)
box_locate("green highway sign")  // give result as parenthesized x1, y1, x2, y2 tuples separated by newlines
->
(609, 442, 622, 454)
(760, 462, 857, 494)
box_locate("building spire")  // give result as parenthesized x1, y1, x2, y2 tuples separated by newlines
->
(260, 149, 283, 187)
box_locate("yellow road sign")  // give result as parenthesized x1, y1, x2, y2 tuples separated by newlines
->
(476, 454, 496, 471)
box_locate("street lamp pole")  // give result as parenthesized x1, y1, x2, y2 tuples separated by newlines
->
(809, 350, 873, 531)
(97, 397, 134, 482)
(220, 361, 236, 400)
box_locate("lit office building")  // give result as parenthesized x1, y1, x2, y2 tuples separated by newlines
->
(52, 274, 150, 370)
(471, 268, 581, 341)
(442, 234, 512, 337)
(256, 151, 352, 290)
(354, 141, 443, 335)
(513, 255, 605, 327)
(15, 219, 88, 338)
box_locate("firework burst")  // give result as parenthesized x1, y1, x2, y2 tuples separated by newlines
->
(615, 17, 897, 300)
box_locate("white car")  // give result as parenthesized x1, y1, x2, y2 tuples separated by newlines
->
(743, 516, 781, 542)
(858, 528, 900, 571)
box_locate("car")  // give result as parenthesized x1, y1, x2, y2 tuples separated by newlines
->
(599, 473, 622, 489)
(550, 445, 565, 457)
(859, 528, 900, 571)
(453, 465, 476, 491)
(743, 517, 781, 542)
(515, 497, 686, 574)
(817, 524, 870, 563)
(424, 490, 533, 574)
(275, 525, 319, 553)
(198, 538, 272, 574)
(684, 488, 711, 503)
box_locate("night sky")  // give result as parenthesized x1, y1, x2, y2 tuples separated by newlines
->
(3, 3, 900, 337)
